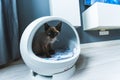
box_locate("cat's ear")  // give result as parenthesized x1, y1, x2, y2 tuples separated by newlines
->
(56, 22, 62, 32)
(44, 23, 50, 31)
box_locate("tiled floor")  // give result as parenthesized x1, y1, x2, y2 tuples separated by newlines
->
(0, 45, 120, 80)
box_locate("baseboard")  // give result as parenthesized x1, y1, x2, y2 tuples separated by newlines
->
(81, 40, 120, 49)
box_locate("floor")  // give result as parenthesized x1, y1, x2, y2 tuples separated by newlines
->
(0, 44, 120, 80)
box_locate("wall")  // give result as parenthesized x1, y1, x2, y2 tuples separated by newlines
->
(17, 0, 120, 44)
(17, 0, 50, 36)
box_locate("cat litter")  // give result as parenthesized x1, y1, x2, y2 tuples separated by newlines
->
(44, 48, 77, 61)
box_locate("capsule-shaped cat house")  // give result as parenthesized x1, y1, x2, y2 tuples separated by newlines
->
(20, 16, 80, 79)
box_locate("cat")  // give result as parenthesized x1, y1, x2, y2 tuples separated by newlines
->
(32, 22, 62, 58)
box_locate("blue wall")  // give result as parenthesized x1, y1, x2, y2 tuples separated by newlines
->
(17, 0, 120, 44)
(17, 0, 50, 36)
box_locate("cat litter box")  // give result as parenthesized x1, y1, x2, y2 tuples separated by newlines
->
(20, 16, 80, 80)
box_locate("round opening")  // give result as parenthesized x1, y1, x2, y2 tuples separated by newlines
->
(32, 20, 79, 61)
(24, 16, 80, 63)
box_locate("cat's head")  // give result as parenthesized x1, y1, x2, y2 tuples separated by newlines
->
(44, 22, 62, 38)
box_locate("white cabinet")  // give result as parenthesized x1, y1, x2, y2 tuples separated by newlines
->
(82, 2, 120, 30)
(49, 0, 81, 26)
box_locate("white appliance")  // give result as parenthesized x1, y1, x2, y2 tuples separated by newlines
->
(20, 16, 81, 80)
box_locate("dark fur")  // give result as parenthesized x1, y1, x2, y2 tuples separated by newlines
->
(32, 22, 62, 58)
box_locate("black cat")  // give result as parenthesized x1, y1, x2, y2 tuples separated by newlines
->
(32, 22, 62, 58)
